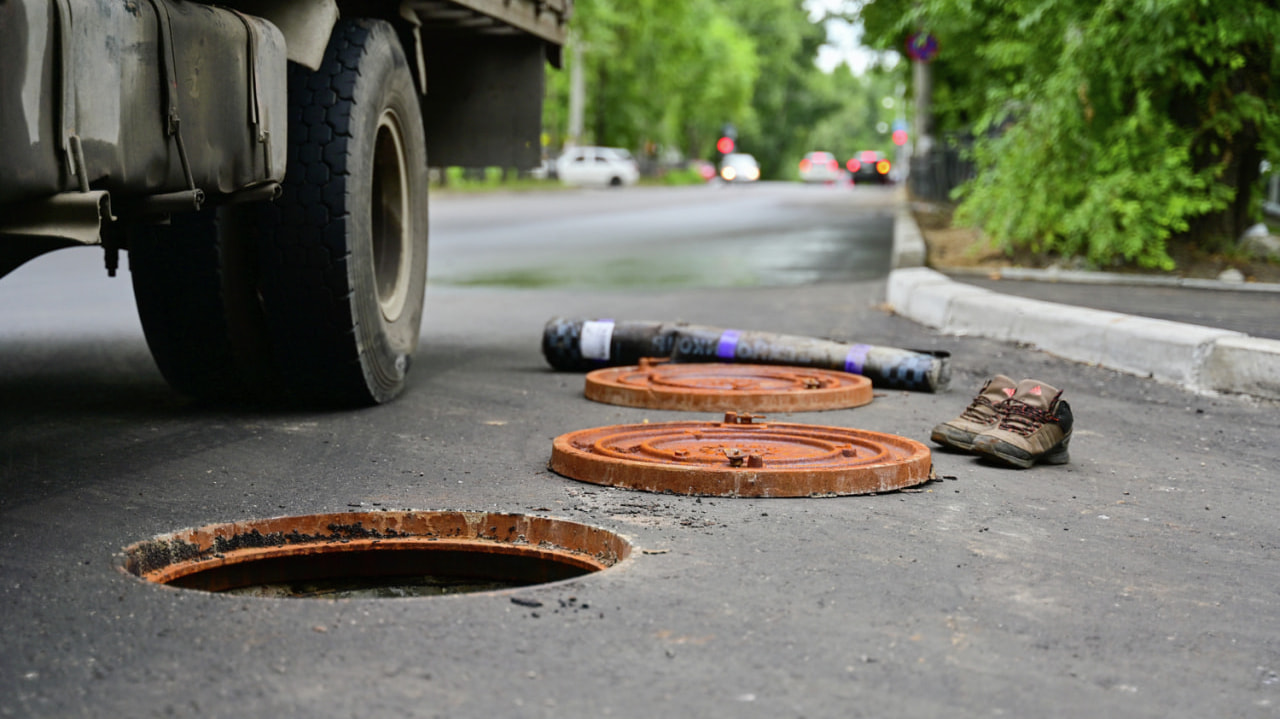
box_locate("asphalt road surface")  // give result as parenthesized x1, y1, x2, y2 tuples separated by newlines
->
(427, 182, 896, 288)
(2, 184, 1278, 718)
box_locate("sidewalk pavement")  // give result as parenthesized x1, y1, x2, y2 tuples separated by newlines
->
(889, 205, 1280, 402)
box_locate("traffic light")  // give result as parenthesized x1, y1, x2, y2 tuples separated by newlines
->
(716, 136, 735, 154)
(892, 129, 909, 146)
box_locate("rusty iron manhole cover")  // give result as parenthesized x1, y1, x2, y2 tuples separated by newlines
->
(550, 412, 933, 497)
(122, 511, 631, 599)
(584, 359, 873, 412)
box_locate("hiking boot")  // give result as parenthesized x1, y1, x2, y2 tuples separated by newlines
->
(972, 379, 1073, 468)
(930, 374, 1017, 451)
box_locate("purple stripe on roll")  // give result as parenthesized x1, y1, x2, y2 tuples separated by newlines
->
(716, 330, 741, 360)
(844, 344, 871, 374)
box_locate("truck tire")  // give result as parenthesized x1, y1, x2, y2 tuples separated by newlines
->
(253, 18, 428, 405)
(129, 208, 274, 403)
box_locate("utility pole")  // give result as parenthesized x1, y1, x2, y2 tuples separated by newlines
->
(567, 33, 584, 148)
(905, 29, 938, 196)
(912, 54, 932, 159)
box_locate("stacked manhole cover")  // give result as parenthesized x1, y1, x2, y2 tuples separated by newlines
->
(584, 359, 873, 412)
(556, 359, 933, 497)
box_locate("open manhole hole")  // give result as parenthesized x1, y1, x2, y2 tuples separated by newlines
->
(122, 511, 631, 599)
(584, 359, 873, 412)
(551, 412, 933, 497)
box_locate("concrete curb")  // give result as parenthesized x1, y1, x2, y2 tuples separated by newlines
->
(1200, 336, 1280, 400)
(887, 215, 1280, 402)
(892, 205, 927, 269)
(942, 265, 1280, 293)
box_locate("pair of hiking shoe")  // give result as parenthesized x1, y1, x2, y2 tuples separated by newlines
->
(930, 375, 1074, 468)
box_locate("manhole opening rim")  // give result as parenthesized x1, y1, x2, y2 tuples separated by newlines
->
(118, 510, 637, 598)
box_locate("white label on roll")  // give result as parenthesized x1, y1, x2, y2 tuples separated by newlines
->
(579, 320, 615, 361)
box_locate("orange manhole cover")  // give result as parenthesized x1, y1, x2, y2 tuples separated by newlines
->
(550, 412, 932, 497)
(584, 360, 873, 412)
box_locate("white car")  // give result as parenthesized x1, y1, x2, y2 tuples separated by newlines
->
(556, 146, 640, 187)
(719, 153, 760, 183)
(798, 151, 842, 183)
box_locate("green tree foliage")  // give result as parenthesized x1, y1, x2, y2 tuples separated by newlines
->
(545, 0, 758, 161)
(715, 0, 834, 177)
(861, 0, 1280, 268)
(804, 65, 905, 163)
(546, 0, 856, 178)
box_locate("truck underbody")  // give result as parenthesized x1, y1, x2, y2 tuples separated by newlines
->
(0, 0, 569, 405)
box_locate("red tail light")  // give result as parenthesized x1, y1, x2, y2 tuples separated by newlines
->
(846, 159, 861, 173)
(876, 159, 891, 175)
(799, 158, 812, 172)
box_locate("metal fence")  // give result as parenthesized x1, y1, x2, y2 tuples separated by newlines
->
(908, 143, 976, 202)
(1266, 172, 1280, 219)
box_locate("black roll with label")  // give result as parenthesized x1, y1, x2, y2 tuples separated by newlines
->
(541, 317, 950, 392)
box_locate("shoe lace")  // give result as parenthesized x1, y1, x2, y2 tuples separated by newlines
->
(959, 394, 999, 422)
(997, 400, 1059, 436)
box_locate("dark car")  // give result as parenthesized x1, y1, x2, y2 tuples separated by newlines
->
(847, 150, 892, 185)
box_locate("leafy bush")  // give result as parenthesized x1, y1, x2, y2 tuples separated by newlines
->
(863, 0, 1279, 268)
(957, 98, 1231, 270)
(652, 167, 710, 186)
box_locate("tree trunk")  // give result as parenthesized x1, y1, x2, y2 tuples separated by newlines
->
(592, 65, 609, 145)
(1175, 39, 1272, 252)
(1181, 126, 1263, 250)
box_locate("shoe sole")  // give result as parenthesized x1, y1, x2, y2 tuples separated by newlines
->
(930, 425, 984, 452)
(974, 433, 1071, 469)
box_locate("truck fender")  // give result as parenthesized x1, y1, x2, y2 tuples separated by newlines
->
(242, 0, 339, 71)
